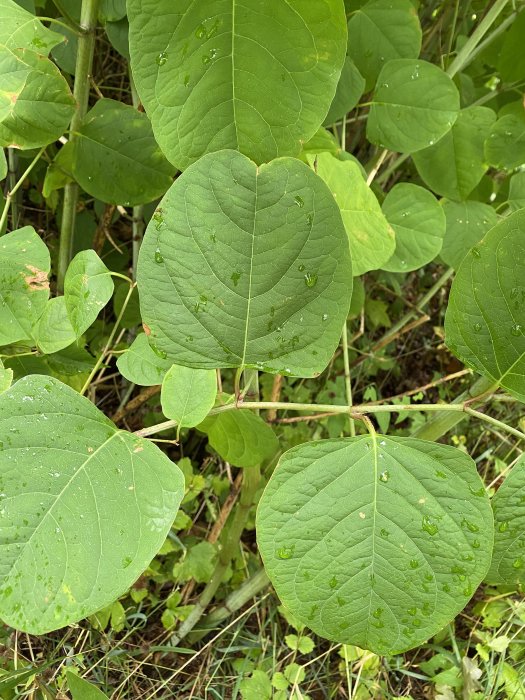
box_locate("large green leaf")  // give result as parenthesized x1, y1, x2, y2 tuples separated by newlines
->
(486, 455, 525, 585)
(367, 59, 459, 154)
(508, 172, 525, 213)
(200, 410, 278, 468)
(324, 56, 365, 126)
(0, 358, 13, 393)
(33, 297, 76, 355)
(485, 114, 525, 171)
(311, 152, 394, 276)
(116, 333, 173, 386)
(0, 148, 6, 179)
(64, 250, 114, 336)
(0, 226, 50, 346)
(257, 436, 493, 654)
(440, 200, 498, 269)
(498, 10, 525, 84)
(127, 0, 347, 170)
(0, 0, 63, 53)
(137, 149, 353, 377)
(0, 375, 184, 634)
(381, 183, 445, 272)
(445, 209, 525, 401)
(0, 46, 75, 149)
(99, 0, 126, 23)
(67, 99, 175, 206)
(161, 365, 217, 430)
(346, 0, 422, 90)
(412, 107, 496, 201)
(67, 671, 109, 700)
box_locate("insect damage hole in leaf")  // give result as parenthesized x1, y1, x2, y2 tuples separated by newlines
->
(257, 436, 493, 655)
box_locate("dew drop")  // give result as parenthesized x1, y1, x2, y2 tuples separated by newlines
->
(473, 322, 482, 333)
(471, 247, 481, 258)
(294, 195, 304, 208)
(154, 248, 164, 264)
(276, 545, 294, 560)
(304, 272, 318, 288)
(511, 324, 522, 337)
(379, 470, 390, 483)
(422, 515, 438, 536)
(156, 51, 168, 66)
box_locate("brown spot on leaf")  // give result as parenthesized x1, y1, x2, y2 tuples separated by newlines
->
(24, 265, 49, 291)
(143, 323, 151, 336)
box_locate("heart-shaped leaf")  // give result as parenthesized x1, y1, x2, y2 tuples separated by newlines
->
(486, 455, 525, 585)
(485, 114, 525, 171)
(381, 183, 445, 272)
(0, 375, 184, 634)
(257, 436, 493, 654)
(127, 0, 347, 170)
(445, 209, 525, 401)
(367, 59, 459, 154)
(64, 250, 114, 337)
(413, 107, 496, 201)
(347, 0, 422, 90)
(117, 333, 172, 386)
(137, 149, 353, 377)
(161, 365, 217, 429)
(0, 0, 63, 53)
(324, 57, 365, 126)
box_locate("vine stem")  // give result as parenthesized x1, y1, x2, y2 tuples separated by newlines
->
(170, 369, 263, 646)
(57, 0, 100, 292)
(446, 0, 510, 78)
(0, 147, 46, 233)
(137, 392, 525, 443)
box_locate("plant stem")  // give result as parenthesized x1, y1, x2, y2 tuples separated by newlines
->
(129, 72, 145, 280)
(57, 0, 99, 292)
(341, 322, 355, 436)
(0, 148, 46, 233)
(6, 149, 19, 229)
(446, 0, 510, 78)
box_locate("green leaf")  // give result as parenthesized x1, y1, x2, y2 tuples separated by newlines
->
(99, 0, 126, 23)
(0, 375, 184, 633)
(257, 436, 493, 655)
(68, 99, 175, 206)
(199, 410, 278, 468)
(33, 296, 76, 355)
(116, 333, 172, 386)
(508, 172, 525, 213)
(105, 17, 129, 60)
(485, 114, 525, 171)
(0, 359, 13, 393)
(381, 183, 445, 272)
(0, 226, 50, 346)
(412, 107, 496, 201)
(347, 0, 422, 90)
(172, 541, 216, 583)
(0, 46, 75, 149)
(367, 59, 459, 154)
(487, 455, 525, 585)
(64, 250, 114, 336)
(127, 0, 347, 170)
(239, 670, 272, 700)
(50, 19, 78, 75)
(445, 209, 525, 401)
(440, 200, 498, 269)
(0, 0, 63, 53)
(0, 148, 6, 179)
(324, 56, 365, 126)
(67, 671, 109, 700)
(311, 152, 394, 276)
(137, 149, 353, 377)
(161, 365, 217, 429)
(497, 10, 525, 84)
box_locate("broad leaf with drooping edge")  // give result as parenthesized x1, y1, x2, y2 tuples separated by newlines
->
(485, 114, 525, 171)
(381, 183, 445, 273)
(445, 209, 525, 401)
(63, 99, 175, 206)
(161, 365, 217, 430)
(346, 0, 422, 90)
(486, 454, 525, 585)
(324, 57, 365, 126)
(117, 333, 173, 386)
(67, 671, 109, 700)
(127, 0, 347, 170)
(440, 200, 498, 269)
(199, 410, 279, 468)
(0, 46, 75, 149)
(0, 0, 64, 53)
(0, 226, 50, 346)
(137, 150, 353, 377)
(0, 375, 184, 634)
(311, 152, 394, 276)
(412, 107, 496, 201)
(367, 59, 459, 154)
(257, 436, 493, 655)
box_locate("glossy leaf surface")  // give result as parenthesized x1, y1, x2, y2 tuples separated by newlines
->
(440, 200, 498, 269)
(161, 365, 217, 429)
(117, 333, 173, 386)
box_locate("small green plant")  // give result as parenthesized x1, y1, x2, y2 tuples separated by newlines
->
(0, 0, 525, 670)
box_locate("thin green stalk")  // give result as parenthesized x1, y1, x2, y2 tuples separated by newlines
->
(0, 148, 46, 233)
(57, 0, 99, 292)
(341, 322, 355, 436)
(446, 0, 510, 78)
(6, 149, 19, 229)
(129, 72, 144, 280)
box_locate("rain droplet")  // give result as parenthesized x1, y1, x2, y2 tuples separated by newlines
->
(276, 545, 294, 560)
(156, 51, 168, 66)
(154, 248, 164, 264)
(422, 515, 438, 536)
(379, 470, 390, 482)
(473, 322, 482, 333)
(294, 195, 304, 208)
(304, 272, 318, 288)
(511, 324, 522, 337)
